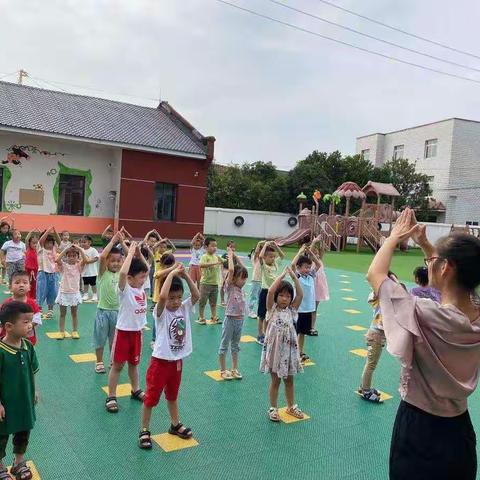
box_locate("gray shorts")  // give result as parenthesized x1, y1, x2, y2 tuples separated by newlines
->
(6, 260, 25, 280)
(93, 308, 118, 349)
(199, 284, 218, 307)
(218, 316, 244, 356)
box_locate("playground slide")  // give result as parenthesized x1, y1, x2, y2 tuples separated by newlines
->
(275, 228, 310, 247)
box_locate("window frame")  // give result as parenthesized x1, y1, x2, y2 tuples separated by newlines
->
(424, 139, 438, 159)
(153, 182, 177, 222)
(392, 144, 404, 160)
(57, 173, 86, 216)
(361, 149, 370, 162)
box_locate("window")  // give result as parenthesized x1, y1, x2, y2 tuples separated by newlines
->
(361, 149, 370, 162)
(154, 182, 176, 221)
(57, 174, 85, 216)
(424, 139, 437, 158)
(393, 145, 404, 160)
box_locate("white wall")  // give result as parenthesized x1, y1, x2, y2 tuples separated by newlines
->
(204, 207, 297, 238)
(0, 131, 120, 218)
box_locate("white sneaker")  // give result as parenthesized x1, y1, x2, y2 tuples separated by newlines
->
(248, 312, 257, 319)
(220, 370, 234, 380)
(92, 294, 98, 302)
(82, 293, 89, 301)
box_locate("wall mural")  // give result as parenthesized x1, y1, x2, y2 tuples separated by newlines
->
(3, 145, 65, 167)
(5, 200, 22, 211)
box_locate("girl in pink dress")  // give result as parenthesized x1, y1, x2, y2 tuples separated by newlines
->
(309, 239, 329, 336)
(367, 208, 480, 480)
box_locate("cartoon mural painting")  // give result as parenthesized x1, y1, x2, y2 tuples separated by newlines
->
(3, 145, 65, 167)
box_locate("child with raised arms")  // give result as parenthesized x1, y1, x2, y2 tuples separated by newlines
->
(218, 248, 248, 380)
(24, 230, 39, 300)
(260, 266, 304, 422)
(80, 236, 99, 302)
(93, 232, 124, 374)
(188, 232, 204, 288)
(55, 245, 87, 340)
(0, 301, 39, 480)
(138, 264, 200, 449)
(248, 241, 264, 319)
(310, 237, 330, 336)
(106, 242, 149, 413)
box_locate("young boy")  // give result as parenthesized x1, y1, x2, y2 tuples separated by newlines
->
(80, 236, 100, 302)
(138, 264, 200, 449)
(198, 237, 223, 325)
(58, 231, 72, 254)
(144, 230, 160, 298)
(1, 271, 42, 346)
(37, 227, 61, 319)
(106, 242, 149, 413)
(93, 232, 124, 374)
(1, 229, 26, 286)
(0, 220, 12, 285)
(101, 224, 114, 248)
(257, 241, 285, 344)
(0, 301, 39, 480)
(291, 245, 322, 363)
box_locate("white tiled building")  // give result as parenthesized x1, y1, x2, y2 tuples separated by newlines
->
(356, 118, 480, 224)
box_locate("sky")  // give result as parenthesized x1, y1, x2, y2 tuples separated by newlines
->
(1, 0, 480, 169)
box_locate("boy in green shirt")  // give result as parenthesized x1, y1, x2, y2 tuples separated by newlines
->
(93, 232, 124, 374)
(198, 237, 223, 325)
(0, 220, 13, 286)
(0, 301, 38, 480)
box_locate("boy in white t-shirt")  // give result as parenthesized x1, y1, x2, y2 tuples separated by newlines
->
(106, 242, 149, 413)
(138, 264, 200, 449)
(80, 235, 100, 302)
(0, 229, 26, 281)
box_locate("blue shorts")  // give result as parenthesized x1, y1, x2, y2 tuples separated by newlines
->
(36, 271, 59, 308)
(93, 309, 118, 350)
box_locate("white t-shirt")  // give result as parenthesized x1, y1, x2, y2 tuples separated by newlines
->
(116, 283, 147, 331)
(152, 298, 193, 360)
(189, 247, 205, 266)
(82, 246, 99, 277)
(1, 240, 26, 263)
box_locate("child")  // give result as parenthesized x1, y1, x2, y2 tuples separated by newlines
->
(0, 229, 26, 286)
(138, 264, 200, 449)
(153, 238, 175, 301)
(198, 237, 223, 325)
(0, 301, 39, 480)
(248, 241, 264, 318)
(188, 232, 205, 288)
(260, 266, 304, 422)
(220, 240, 236, 306)
(1, 271, 42, 346)
(140, 244, 154, 300)
(0, 219, 12, 285)
(144, 230, 160, 297)
(36, 227, 61, 318)
(410, 266, 441, 302)
(291, 245, 322, 363)
(257, 241, 285, 344)
(25, 230, 39, 300)
(358, 271, 400, 403)
(94, 232, 124, 374)
(106, 242, 149, 413)
(218, 248, 248, 380)
(58, 230, 72, 253)
(310, 237, 330, 336)
(101, 224, 114, 248)
(55, 245, 87, 340)
(80, 236, 100, 302)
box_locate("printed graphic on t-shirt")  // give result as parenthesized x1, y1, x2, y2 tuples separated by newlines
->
(168, 314, 186, 353)
(134, 292, 147, 314)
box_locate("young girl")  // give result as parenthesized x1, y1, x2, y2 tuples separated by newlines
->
(260, 266, 304, 422)
(367, 208, 480, 479)
(25, 229, 40, 300)
(220, 240, 235, 306)
(410, 266, 441, 302)
(0, 218, 13, 285)
(59, 230, 72, 253)
(310, 237, 330, 336)
(55, 245, 87, 339)
(218, 248, 248, 380)
(248, 241, 264, 319)
(188, 232, 204, 288)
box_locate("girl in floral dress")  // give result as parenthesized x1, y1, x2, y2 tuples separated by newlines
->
(260, 266, 304, 422)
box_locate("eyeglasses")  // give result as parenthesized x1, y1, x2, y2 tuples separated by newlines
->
(424, 256, 442, 266)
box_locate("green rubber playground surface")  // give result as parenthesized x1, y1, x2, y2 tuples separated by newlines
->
(5, 254, 480, 480)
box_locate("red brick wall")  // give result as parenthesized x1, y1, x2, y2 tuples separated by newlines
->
(119, 149, 208, 239)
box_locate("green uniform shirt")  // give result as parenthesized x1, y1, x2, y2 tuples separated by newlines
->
(200, 253, 221, 285)
(97, 270, 120, 310)
(261, 260, 279, 289)
(0, 339, 39, 435)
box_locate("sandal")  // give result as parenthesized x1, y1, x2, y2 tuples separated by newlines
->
(168, 422, 193, 439)
(268, 407, 280, 422)
(308, 329, 318, 336)
(360, 388, 383, 403)
(105, 396, 119, 413)
(286, 404, 304, 419)
(138, 429, 153, 450)
(95, 362, 106, 374)
(196, 318, 207, 325)
(220, 370, 233, 380)
(0, 466, 12, 480)
(131, 389, 145, 402)
(300, 353, 310, 363)
(10, 461, 32, 480)
(45, 310, 53, 319)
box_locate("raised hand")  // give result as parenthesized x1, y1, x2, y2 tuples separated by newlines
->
(390, 208, 418, 242)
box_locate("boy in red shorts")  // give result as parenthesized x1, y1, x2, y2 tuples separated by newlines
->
(106, 242, 149, 413)
(138, 264, 199, 449)
(0, 271, 42, 345)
